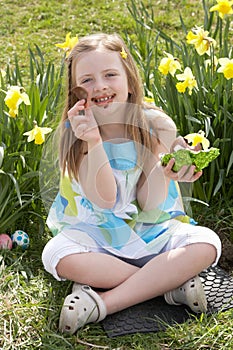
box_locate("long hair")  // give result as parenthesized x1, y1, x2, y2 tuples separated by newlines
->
(59, 33, 158, 180)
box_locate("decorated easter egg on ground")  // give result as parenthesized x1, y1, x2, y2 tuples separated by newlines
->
(11, 230, 30, 250)
(0, 234, 13, 250)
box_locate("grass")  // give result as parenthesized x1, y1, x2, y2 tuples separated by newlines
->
(1, 0, 233, 349)
(1, 204, 233, 349)
(0, 0, 133, 68)
(1, 248, 233, 350)
(1, 0, 204, 69)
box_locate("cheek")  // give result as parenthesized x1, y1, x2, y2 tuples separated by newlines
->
(116, 78, 129, 94)
(123, 77, 131, 95)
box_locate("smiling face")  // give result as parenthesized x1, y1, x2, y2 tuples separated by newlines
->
(74, 49, 131, 109)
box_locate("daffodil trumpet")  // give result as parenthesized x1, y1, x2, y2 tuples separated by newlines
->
(55, 32, 79, 57)
(23, 121, 52, 145)
(210, 0, 233, 19)
(4, 86, 30, 118)
(184, 130, 210, 150)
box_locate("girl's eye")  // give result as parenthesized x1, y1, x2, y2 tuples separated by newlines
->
(106, 72, 117, 77)
(81, 78, 92, 84)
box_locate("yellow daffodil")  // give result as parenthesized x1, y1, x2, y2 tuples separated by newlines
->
(55, 32, 79, 57)
(186, 26, 216, 56)
(4, 86, 30, 118)
(176, 67, 198, 95)
(158, 52, 181, 76)
(144, 96, 155, 104)
(120, 47, 128, 59)
(217, 57, 233, 79)
(176, 81, 188, 93)
(204, 55, 219, 71)
(23, 121, 52, 145)
(185, 130, 210, 150)
(210, 0, 233, 19)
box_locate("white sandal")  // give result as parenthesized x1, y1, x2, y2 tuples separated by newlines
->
(164, 276, 207, 313)
(59, 283, 107, 334)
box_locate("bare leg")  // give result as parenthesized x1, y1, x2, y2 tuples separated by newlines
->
(57, 252, 139, 289)
(102, 243, 216, 314)
(57, 243, 216, 315)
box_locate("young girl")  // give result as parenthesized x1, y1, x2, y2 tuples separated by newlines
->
(42, 33, 221, 334)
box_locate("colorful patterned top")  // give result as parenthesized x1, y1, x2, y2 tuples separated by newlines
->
(47, 135, 195, 259)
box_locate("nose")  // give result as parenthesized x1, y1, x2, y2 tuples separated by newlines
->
(93, 77, 108, 92)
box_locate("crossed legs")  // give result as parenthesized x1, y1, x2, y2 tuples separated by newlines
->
(56, 242, 216, 315)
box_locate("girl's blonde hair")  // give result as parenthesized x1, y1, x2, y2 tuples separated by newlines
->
(59, 33, 158, 180)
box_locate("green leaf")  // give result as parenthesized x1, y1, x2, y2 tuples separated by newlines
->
(213, 169, 224, 196)
(226, 150, 233, 176)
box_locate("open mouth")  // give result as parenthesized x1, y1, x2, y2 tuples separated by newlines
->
(91, 94, 116, 105)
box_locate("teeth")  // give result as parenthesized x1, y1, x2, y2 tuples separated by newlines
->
(95, 96, 112, 102)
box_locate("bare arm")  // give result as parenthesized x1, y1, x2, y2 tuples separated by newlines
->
(137, 110, 202, 211)
(137, 111, 177, 211)
(78, 140, 117, 208)
(68, 100, 117, 208)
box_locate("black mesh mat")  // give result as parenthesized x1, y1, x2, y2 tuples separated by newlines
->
(101, 266, 233, 337)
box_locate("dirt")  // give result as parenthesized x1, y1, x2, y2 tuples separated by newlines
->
(218, 229, 233, 274)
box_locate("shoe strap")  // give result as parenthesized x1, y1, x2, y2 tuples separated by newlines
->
(81, 285, 107, 322)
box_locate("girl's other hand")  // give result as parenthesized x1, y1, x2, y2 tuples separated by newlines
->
(163, 158, 203, 183)
(67, 100, 101, 145)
